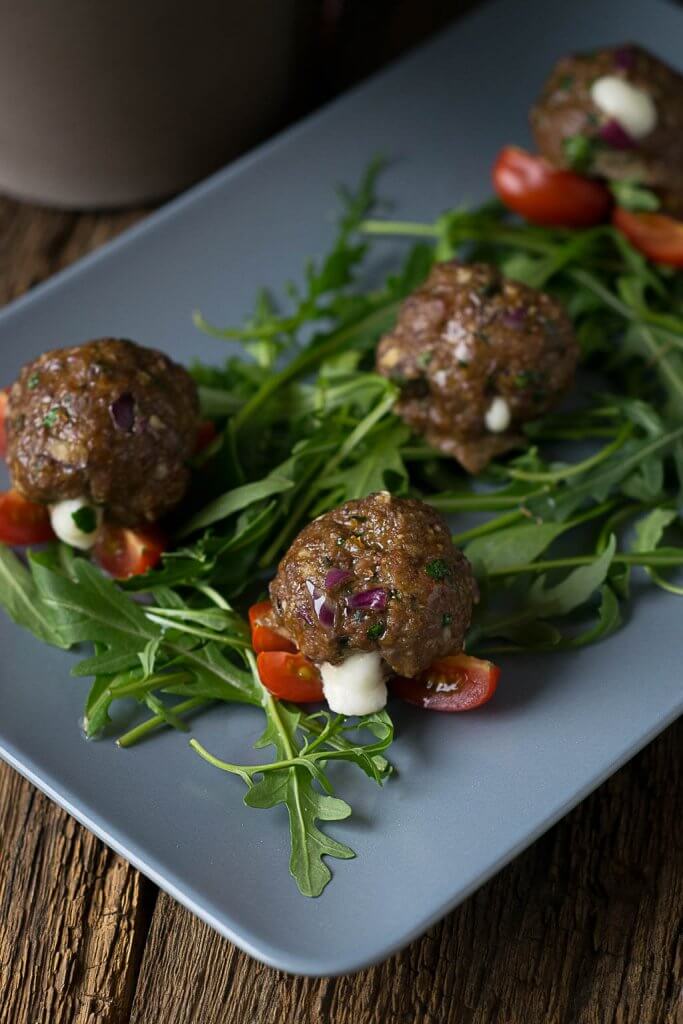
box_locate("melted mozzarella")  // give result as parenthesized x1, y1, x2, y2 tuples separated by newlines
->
(590, 76, 657, 139)
(484, 396, 511, 433)
(320, 652, 388, 716)
(49, 497, 102, 550)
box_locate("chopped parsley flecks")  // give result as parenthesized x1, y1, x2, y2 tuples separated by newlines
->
(71, 506, 98, 534)
(426, 558, 450, 581)
(515, 370, 540, 389)
(27, 373, 40, 390)
(442, 613, 453, 627)
(366, 621, 386, 640)
(417, 350, 434, 369)
(43, 407, 59, 429)
(562, 134, 596, 172)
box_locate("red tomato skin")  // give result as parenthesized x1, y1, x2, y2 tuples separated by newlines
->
(613, 208, 683, 267)
(256, 651, 324, 703)
(391, 653, 500, 712)
(248, 600, 274, 629)
(493, 146, 611, 228)
(94, 524, 165, 579)
(0, 389, 9, 460)
(194, 419, 218, 455)
(0, 489, 55, 546)
(248, 600, 297, 654)
(252, 624, 297, 654)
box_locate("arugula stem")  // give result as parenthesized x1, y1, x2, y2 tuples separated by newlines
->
(117, 697, 210, 748)
(360, 219, 439, 238)
(488, 550, 683, 578)
(451, 510, 526, 545)
(505, 425, 632, 483)
(426, 487, 549, 512)
(230, 301, 399, 435)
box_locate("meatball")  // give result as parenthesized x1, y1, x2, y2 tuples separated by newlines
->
(270, 492, 476, 678)
(531, 44, 683, 216)
(6, 338, 199, 525)
(376, 262, 578, 474)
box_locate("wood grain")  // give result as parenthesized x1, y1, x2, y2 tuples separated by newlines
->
(0, 763, 155, 1024)
(129, 720, 682, 1024)
(0, 197, 153, 1024)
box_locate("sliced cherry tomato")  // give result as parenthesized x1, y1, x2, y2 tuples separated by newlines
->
(0, 389, 8, 460)
(248, 599, 274, 629)
(94, 523, 165, 579)
(194, 419, 218, 455)
(0, 489, 55, 545)
(613, 208, 683, 267)
(256, 650, 324, 703)
(390, 653, 500, 712)
(493, 146, 611, 228)
(248, 599, 297, 654)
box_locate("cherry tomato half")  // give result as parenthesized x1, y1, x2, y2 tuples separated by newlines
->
(390, 653, 500, 712)
(613, 208, 683, 267)
(493, 146, 611, 228)
(0, 489, 55, 546)
(194, 419, 218, 455)
(256, 650, 324, 703)
(0, 389, 8, 460)
(248, 599, 297, 654)
(94, 524, 165, 579)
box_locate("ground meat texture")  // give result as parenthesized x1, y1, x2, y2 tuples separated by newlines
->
(269, 492, 476, 677)
(376, 262, 578, 474)
(6, 338, 199, 525)
(531, 44, 683, 216)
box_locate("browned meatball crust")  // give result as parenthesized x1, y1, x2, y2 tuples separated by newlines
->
(531, 44, 683, 215)
(376, 262, 579, 474)
(270, 492, 477, 677)
(6, 338, 199, 525)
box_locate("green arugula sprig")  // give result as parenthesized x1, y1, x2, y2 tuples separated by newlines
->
(1, 163, 682, 897)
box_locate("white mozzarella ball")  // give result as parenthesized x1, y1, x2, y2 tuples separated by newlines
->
(320, 651, 388, 716)
(484, 396, 511, 433)
(590, 76, 657, 139)
(49, 497, 102, 550)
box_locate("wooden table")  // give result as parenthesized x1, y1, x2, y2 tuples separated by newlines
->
(2, 1, 683, 1008)
(0, 190, 681, 1024)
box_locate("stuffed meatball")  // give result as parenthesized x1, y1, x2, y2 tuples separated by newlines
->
(531, 44, 683, 215)
(376, 262, 578, 474)
(269, 492, 477, 715)
(5, 338, 199, 541)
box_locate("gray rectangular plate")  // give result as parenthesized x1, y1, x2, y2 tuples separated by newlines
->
(0, 0, 681, 977)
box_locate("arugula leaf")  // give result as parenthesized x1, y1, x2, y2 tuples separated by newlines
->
(0, 545, 71, 648)
(527, 536, 616, 618)
(465, 519, 571, 574)
(177, 475, 294, 538)
(632, 508, 683, 595)
(190, 653, 393, 897)
(608, 180, 660, 212)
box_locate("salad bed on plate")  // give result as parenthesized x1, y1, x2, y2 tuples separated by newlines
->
(0, 158, 681, 897)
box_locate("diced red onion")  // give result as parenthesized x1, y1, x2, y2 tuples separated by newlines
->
(599, 119, 636, 150)
(324, 568, 353, 590)
(317, 599, 336, 628)
(347, 588, 388, 611)
(614, 45, 636, 70)
(297, 606, 313, 626)
(110, 392, 135, 432)
(306, 579, 336, 628)
(501, 308, 526, 329)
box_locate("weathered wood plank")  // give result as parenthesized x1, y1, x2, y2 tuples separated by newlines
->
(0, 763, 155, 1024)
(0, 197, 153, 1024)
(129, 720, 682, 1024)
